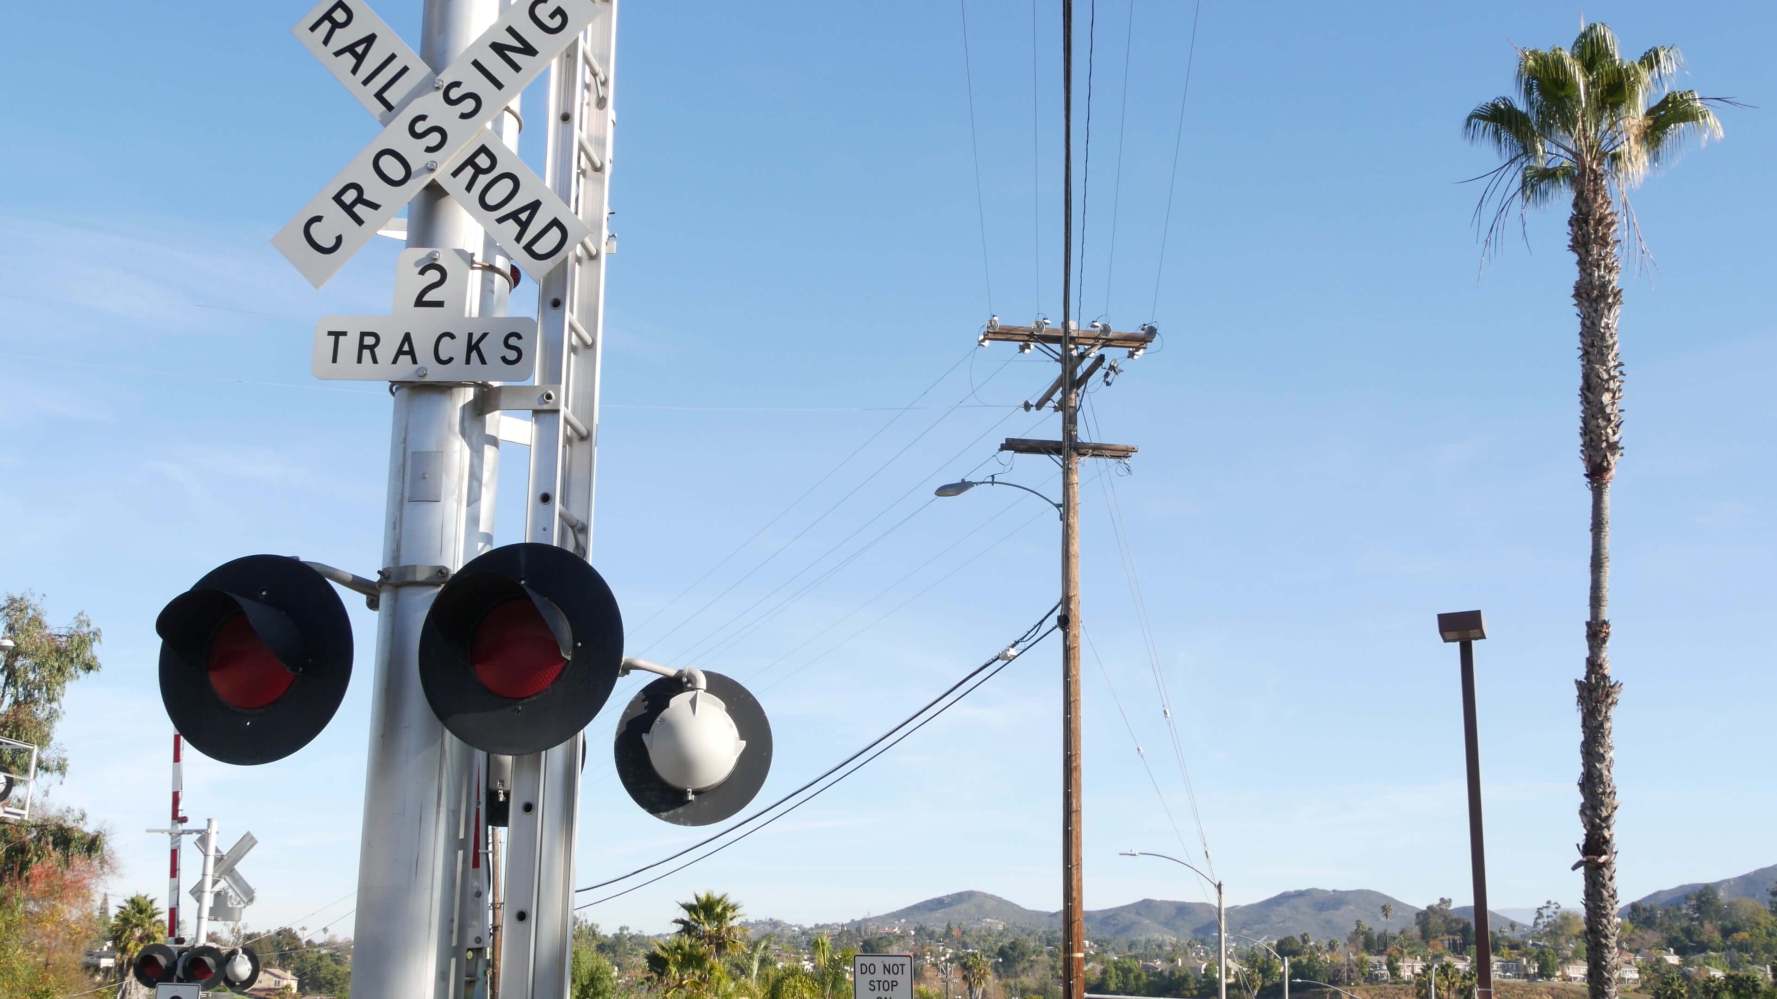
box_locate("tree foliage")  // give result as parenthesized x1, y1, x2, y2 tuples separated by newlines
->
(1, 593, 102, 778)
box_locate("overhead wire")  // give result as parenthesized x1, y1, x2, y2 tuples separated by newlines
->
(626, 348, 978, 644)
(1150, 0, 1205, 323)
(957, 0, 995, 314)
(669, 406, 1045, 668)
(639, 355, 1018, 657)
(1030, 0, 1043, 315)
(752, 470, 1061, 690)
(1084, 626, 1195, 863)
(1083, 395, 1215, 876)
(1100, 0, 1138, 319)
(574, 604, 1063, 902)
(1075, 0, 1099, 326)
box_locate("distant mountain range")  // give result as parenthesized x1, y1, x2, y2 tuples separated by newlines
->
(1624, 864, 1777, 912)
(831, 865, 1776, 944)
(846, 889, 1522, 943)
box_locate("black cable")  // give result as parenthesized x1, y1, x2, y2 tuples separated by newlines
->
(574, 602, 1061, 896)
(646, 356, 1015, 656)
(575, 623, 1061, 911)
(1150, 0, 1204, 323)
(958, 0, 995, 314)
(627, 349, 976, 643)
(1101, 0, 1137, 319)
(1076, 0, 1098, 325)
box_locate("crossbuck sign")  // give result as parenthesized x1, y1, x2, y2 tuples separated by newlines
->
(274, 0, 599, 287)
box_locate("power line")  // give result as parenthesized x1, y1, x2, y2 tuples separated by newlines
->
(670, 405, 1040, 668)
(574, 604, 1062, 901)
(1083, 396, 1215, 875)
(1101, 0, 1138, 319)
(578, 626, 1058, 910)
(1075, 0, 1100, 326)
(1150, 0, 1205, 323)
(638, 356, 1015, 655)
(1084, 626, 1195, 864)
(753, 473, 1060, 691)
(957, 0, 995, 314)
(626, 349, 977, 643)
(1031, 0, 1043, 315)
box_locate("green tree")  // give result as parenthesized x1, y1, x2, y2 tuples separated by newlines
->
(109, 894, 164, 979)
(673, 891, 748, 961)
(572, 944, 619, 999)
(1463, 26, 1727, 999)
(649, 934, 723, 996)
(0, 595, 102, 778)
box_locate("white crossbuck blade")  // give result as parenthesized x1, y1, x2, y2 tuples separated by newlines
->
(275, 0, 598, 287)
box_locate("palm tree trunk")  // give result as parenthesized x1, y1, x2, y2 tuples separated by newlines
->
(1568, 165, 1625, 999)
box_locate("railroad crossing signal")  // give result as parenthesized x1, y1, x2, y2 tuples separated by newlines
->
(133, 942, 260, 994)
(190, 829, 257, 923)
(418, 542, 624, 754)
(274, 0, 599, 287)
(154, 557, 353, 765)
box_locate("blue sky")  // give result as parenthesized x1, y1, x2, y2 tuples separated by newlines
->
(2, 0, 1772, 938)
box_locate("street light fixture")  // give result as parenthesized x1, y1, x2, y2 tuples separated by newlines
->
(1120, 850, 1226, 999)
(933, 475, 1063, 515)
(1436, 610, 1494, 999)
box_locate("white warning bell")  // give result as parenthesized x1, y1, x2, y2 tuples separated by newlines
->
(641, 688, 746, 795)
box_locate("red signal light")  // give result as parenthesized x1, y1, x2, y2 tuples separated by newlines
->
(137, 953, 170, 981)
(208, 613, 295, 710)
(471, 600, 567, 699)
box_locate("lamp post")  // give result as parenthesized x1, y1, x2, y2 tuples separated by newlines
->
(1436, 610, 1494, 999)
(1120, 850, 1225, 999)
(1233, 934, 1289, 999)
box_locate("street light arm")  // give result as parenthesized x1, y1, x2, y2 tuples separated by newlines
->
(1230, 934, 1285, 964)
(1292, 979, 1365, 999)
(980, 476, 1063, 512)
(1118, 850, 1219, 892)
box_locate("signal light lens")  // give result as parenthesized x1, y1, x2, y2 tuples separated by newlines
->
(186, 955, 216, 979)
(208, 613, 295, 710)
(134, 943, 180, 987)
(138, 954, 170, 981)
(471, 600, 568, 699)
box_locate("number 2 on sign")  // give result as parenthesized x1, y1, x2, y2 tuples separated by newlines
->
(394, 248, 474, 317)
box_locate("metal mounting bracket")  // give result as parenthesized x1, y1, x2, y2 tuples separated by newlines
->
(479, 385, 563, 414)
(300, 559, 383, 611)
(378, 564, 452, 587)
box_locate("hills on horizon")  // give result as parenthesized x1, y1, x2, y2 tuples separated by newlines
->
(826, 863, 1772, 943)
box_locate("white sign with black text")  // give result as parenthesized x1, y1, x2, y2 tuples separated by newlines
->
(274, 0, 599, 287)
(854, 954, 913, 999)
(312, 314, 538, 381)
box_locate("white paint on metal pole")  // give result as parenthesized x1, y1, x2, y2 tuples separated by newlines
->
(293, 0, 434, 123)
(311, 314, 538, 381)
(347, 0, 496, 994)
(854, 954, 914, 999)
(193, 818, 218, 946)
(272, 0, 601, 287)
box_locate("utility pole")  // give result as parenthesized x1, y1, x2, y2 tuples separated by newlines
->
(350, 1, 496, 995)
(981, 319, 1154, 999)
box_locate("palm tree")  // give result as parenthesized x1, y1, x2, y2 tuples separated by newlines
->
(109, 894, 163, 979)
(650, 934, 723, 997)
(673, 891, 748, 961)
(1463, 23, 1725, 999)
(958, 952, 991, 999)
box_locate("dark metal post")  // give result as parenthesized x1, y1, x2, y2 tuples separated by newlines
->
(1438, 609, 1492, 999)
(1460, 639, 1494, 999)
